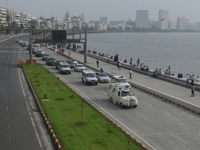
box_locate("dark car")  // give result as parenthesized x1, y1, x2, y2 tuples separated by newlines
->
(55, 60, 66, 69)
(35, 50, 43, 57)
(41, 54, 50, 61)
(46, 57, 56, 66)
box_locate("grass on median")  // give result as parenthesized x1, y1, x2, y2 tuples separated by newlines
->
(23, 63, 141, 150)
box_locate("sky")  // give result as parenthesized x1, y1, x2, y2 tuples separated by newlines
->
(1, 0, 200, 23)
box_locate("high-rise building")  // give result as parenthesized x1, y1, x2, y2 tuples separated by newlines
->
(99, 17, 109, 25)
(135, 10, 149, 28)
(168, 20, 176, 30)
(63, 12, 71, 22)
(79, 13, 85, 22)
(158, 10, 169, 30)
(0, 7, 8, 27)
(177, 16, 185, 30)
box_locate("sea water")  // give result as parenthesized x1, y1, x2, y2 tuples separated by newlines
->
(87, 32, 200, 77)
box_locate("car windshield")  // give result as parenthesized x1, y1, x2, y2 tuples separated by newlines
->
(78, 64, 84, 67)
(61, 65, 69, 68)
(99, 73, 108, 77)
(121, 91, 133, 97)
(116, 78, 127, 83)
(86, 73, 96, 77)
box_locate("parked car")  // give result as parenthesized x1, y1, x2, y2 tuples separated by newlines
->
(46, 57, 56, 66)
(74, 63, 86, 72)
(55, 60, 66, 69)
(96, 72, 110, 83)
(81, 70, 98, 85)
(57, 62, 71, 74)
(41, 54, 50, 61)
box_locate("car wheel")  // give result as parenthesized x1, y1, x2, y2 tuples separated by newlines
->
(82, 78, 84, 83)
(95, 82, 98, 85)
(133, 105, 137, 108)
(69, 72, 71, 74)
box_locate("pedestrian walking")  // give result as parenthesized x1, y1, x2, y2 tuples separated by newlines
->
(129, 69, 132, 79)
(137, 58, 140, 67)
(191, 80, 195, 97)
(130, 57, 133, 65)
(118, 62, 121, 70)
(96, 59, 99, 68)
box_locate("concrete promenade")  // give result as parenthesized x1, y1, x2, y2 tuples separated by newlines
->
(59, 48, 200, 114)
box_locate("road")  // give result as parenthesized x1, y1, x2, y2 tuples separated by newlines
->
(0, 36, 55, 150)
(35, 46, 200, 150)
(2, 35, 200, 150)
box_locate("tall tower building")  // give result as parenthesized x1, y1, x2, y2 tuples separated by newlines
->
(158, 10, 169, 30)
(63, 12, 71, 22)
(79, 13, 85, 22)
(177, 16, 185, 30)
(99, 17, 109, 25)
(135, 10, 149, 28)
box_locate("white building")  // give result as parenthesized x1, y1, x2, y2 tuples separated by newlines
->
(158, 10, 169, 30)
(135, 10, 149, 28)
(0, 7, 8, 27)
(79, 13, 85, 22)
(168, 20, 176, 30)
(177, 16, 185, 30)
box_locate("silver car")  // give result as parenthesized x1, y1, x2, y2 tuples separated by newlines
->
(96, 72, 110, 83)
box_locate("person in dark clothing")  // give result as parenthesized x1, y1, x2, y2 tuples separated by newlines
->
(96, 60, 99, 68)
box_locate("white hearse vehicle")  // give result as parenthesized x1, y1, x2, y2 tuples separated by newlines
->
(111, 75, 132, 91)
(81, 70, 98, 85)
(107, 83, 138, 108)
(57, 62, 71, 74)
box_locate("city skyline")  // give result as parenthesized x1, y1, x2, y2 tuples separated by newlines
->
(1, 0, 200, 23)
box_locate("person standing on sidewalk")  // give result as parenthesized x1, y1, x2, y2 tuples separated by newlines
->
(191, 81, 195, 97)
(118, 62, 121, 70)
(96, 59, 99, 68)
(129, 69, 132, 79)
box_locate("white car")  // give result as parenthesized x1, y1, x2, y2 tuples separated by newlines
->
(74, 63, 86, 72)
(96, 72, 110, 83)
(37, 49, 44, 54)
(57, 62, 71, 74)
(81, 70, 98, 85)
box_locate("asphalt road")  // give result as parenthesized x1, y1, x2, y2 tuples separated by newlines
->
(0, 37, 55, 150)
(34, 46, 200, 150)
(2, 35, 200, 150)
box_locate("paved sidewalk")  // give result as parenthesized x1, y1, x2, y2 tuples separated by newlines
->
(60, 49, 200, 110)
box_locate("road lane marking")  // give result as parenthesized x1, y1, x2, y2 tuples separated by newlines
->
(18, 67, 43, 148)
(168, 132, 188, 145)
(139, 114, 153, 122)
(165, 112, 180, 121)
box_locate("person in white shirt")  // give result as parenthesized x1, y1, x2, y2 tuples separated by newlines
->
(129, 70, 132, 79)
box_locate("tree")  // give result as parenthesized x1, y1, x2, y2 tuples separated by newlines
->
(29, 20, 38, 29)
(11, 22, 19, 34)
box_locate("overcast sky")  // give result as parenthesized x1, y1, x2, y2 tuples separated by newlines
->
(1, 0, 200, 23)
